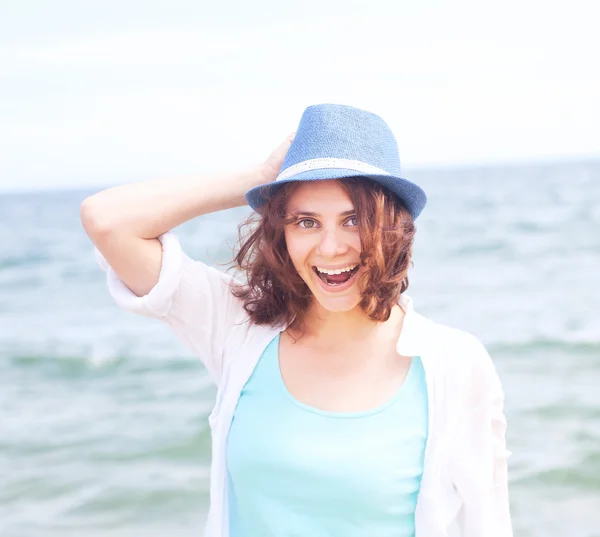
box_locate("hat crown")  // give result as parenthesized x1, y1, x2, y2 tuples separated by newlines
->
(281, 104, 402, 176)
(245, 103, 427, 220)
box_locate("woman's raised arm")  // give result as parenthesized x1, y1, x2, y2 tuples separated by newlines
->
(80, 134, 294, 297)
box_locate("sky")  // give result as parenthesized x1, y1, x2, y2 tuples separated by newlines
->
(1, 0, 599, 191)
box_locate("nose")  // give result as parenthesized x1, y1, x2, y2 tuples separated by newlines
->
(316, 228, 349, 258)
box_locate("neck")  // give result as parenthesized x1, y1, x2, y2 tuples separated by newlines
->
(292, 300, 404, 348)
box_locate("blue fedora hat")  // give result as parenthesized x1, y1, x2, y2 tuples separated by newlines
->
(245, 104, 427, 219)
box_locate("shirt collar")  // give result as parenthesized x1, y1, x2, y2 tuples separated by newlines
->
(396, 294, 429, 357)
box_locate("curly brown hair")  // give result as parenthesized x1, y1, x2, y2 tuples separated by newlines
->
(230, 177, 416, 332)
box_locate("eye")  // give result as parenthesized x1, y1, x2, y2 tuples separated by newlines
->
(345, 216, 358, 226)
(297, 218, 318, 229)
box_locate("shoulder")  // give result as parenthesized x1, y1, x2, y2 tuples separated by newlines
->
(435, 321, 492, 369)
(415, 312, 503, 404)
(413, 309, 488, 362)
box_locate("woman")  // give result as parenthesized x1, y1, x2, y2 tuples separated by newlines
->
(81, 104, 513, 537)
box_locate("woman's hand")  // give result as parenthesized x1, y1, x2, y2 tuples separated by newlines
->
(261, 132, 295, 183)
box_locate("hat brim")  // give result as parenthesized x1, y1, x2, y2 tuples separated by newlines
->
(245, 168, 427, 220)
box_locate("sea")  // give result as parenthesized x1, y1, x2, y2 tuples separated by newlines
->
(1, 159, 599, 537)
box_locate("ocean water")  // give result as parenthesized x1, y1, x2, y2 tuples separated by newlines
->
(1, 159, 599, 537)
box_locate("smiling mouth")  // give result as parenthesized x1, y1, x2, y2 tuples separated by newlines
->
(312, 265, 360, 286)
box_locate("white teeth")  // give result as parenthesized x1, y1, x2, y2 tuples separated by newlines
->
(316, 264, 357, 275)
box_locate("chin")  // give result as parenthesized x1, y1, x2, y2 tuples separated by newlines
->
(300, 266, 365, 314)
(313, 295, 361, 313)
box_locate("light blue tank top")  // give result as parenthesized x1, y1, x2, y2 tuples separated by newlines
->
(226, 333, 428, 537)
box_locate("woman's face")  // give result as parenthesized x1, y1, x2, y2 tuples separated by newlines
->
(284, 180, 364, 313)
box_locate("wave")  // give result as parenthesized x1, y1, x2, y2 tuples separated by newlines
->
(6, 351, 123, 372)
(516, 456, 600, 490)
(0, 253, 52, 271)
(3, 350, 202, 379)
(525, 403, 600, 421)
(488, 338, 600, 355)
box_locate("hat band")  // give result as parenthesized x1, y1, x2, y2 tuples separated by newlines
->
(276, 158, 391, 182)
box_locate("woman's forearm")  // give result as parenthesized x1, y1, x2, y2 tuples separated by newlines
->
(80, 163, 267, 239)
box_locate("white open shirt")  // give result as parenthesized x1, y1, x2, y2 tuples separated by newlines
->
(96, 232, 513, 537)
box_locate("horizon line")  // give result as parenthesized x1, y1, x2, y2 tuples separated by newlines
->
(1, 152, 598, 195)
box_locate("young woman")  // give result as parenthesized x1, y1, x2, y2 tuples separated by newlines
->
(81, 104, 513, 537)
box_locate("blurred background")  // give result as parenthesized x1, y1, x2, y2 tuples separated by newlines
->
(1, 1, 599, 536)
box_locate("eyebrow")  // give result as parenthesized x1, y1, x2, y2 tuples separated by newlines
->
(288, 209, 356, 217)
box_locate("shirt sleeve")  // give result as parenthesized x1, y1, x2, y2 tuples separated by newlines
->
(94, 231, 247, 385)
(449, 335, 514, 537)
